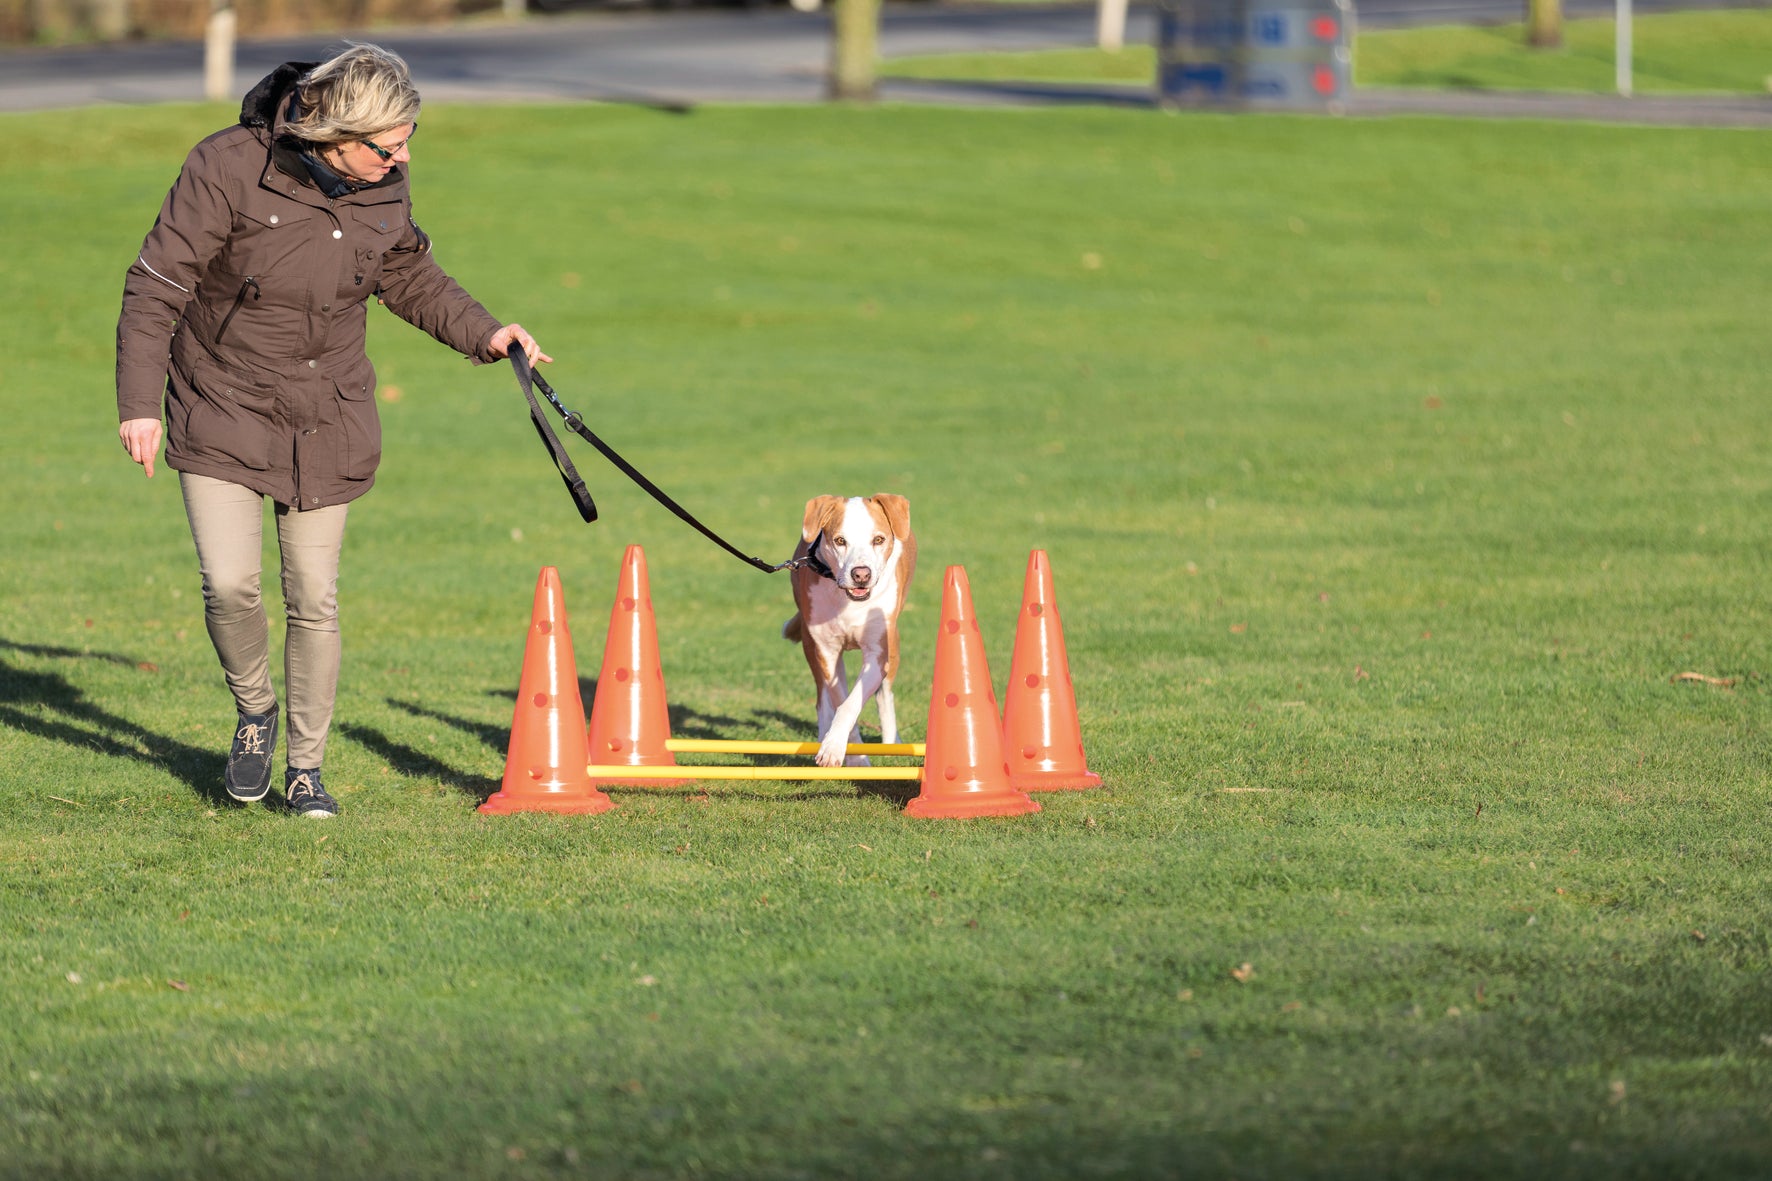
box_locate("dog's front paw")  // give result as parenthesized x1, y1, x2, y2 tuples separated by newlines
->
(815, 738, 847, 768)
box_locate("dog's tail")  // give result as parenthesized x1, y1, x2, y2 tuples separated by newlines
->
(781, 613, 804, 643)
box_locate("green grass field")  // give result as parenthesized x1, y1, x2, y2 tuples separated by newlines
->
(2, 98, 1770, 1178)
(881, 8, 1772, 94)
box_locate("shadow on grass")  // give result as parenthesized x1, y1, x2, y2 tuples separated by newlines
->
(334, 697, 504, 803)
(0, 637, 239, 809)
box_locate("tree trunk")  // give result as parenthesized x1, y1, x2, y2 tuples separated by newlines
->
(1526, 0, 1563, 49)
(828, 0, 879, 103)
(88, 0, 130, 40)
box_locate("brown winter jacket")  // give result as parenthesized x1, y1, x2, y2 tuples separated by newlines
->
(116, 63, 503, 510)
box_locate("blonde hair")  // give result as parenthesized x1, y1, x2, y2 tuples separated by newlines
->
(286, 43, 420, 146)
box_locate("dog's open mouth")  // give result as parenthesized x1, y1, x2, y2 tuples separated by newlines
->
(842, 585, 873, 602)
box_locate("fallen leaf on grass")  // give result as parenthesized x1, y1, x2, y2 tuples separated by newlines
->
(1671, 672, 1735, 688)
(167, 979, 189, 992)
(1691, 930, 1707, 943)
(1231, 962, 1255, 984)
(66, 972, 82, 985)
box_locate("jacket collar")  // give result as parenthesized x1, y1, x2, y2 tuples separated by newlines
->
(240, 62, 312, 129)
(244, 63, 406, 203)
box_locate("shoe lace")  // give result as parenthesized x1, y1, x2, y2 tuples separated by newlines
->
(287, 771, 316, 800)
(235, 722, 270, 755)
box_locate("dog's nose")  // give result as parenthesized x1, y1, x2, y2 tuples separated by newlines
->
(851, 566, 872, 587)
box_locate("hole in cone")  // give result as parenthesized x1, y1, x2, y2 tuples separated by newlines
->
(533, 693, 549, 708)
(1029, 603, 1043, 616)
(943, 766, 958, 781)
(529, 767, 544, 780)
(1025, 674, 1041, 689)
(609, 738, 625, 752)
(1022, 746, 1038, 760)
(621, 596, 636, 611)
(945, 620, 960, 634)
(537, 620, 552, 634)
(945, 693, 959, 708)
(616, 668, 631, 682)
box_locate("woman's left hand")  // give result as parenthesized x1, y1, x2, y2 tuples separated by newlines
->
(487, 323, 553, 366)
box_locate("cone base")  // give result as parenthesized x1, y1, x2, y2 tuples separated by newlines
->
(904, 786, 1041, 819)
(1011, 770, 1102, 792)
(478, 789, 617, 815)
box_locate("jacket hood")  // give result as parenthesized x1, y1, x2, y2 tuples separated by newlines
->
(240, 62, 315, 130)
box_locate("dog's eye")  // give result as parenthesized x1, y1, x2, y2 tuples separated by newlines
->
(872, 535, 885, 547)
(833, 536, 846, 548)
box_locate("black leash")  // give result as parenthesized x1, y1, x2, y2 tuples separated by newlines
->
(506, 347, 832, 578)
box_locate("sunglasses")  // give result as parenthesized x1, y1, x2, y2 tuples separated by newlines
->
(358, 126, 416, 162)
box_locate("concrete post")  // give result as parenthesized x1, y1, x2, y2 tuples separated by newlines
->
(205, 2, 236, 102)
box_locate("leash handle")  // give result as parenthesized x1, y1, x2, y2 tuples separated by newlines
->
(508, 344, 597, 523)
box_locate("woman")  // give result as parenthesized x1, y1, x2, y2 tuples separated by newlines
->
(116, 43, 549, 818)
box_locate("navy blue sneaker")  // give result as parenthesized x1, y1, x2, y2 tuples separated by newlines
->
(285, 768, 338, 818)
(225, 709, 278, 803)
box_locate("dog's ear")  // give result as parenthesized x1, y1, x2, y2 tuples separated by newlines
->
(802, 495, 842, 544)
(871, 494, 910, 540)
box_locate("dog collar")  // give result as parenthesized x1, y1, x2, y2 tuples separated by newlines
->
(791, 531, 838, 582)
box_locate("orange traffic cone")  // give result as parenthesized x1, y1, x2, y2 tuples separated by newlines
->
(1003, 550, 1101, 791)
(586, 545, 689, 788)
(904, 566, 1040, 819)
(480, 567, 618, 815)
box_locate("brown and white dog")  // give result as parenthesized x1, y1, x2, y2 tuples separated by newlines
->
(781, 494, 917, 768)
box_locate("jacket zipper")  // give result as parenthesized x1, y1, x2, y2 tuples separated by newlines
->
(214, 276, 261, 344)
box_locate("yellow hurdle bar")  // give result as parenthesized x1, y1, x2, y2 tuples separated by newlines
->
(587, 763, 922, 781)
(664, 739, 926, 758)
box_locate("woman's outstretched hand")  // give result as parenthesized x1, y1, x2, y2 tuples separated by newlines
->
(487, 323, 553, 366)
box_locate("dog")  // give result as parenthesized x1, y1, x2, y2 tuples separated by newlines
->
(781, 494, 917, 768)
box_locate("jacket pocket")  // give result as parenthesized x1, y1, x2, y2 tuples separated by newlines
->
(335, 378, 381, 481)
(181, 360, 276, 472)
(348, 206, 405, 294)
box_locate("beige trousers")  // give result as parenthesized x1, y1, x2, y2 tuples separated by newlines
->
(179, 472, 349, 769)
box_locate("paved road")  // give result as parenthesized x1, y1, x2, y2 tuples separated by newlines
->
(1, 0, 1768, 123)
